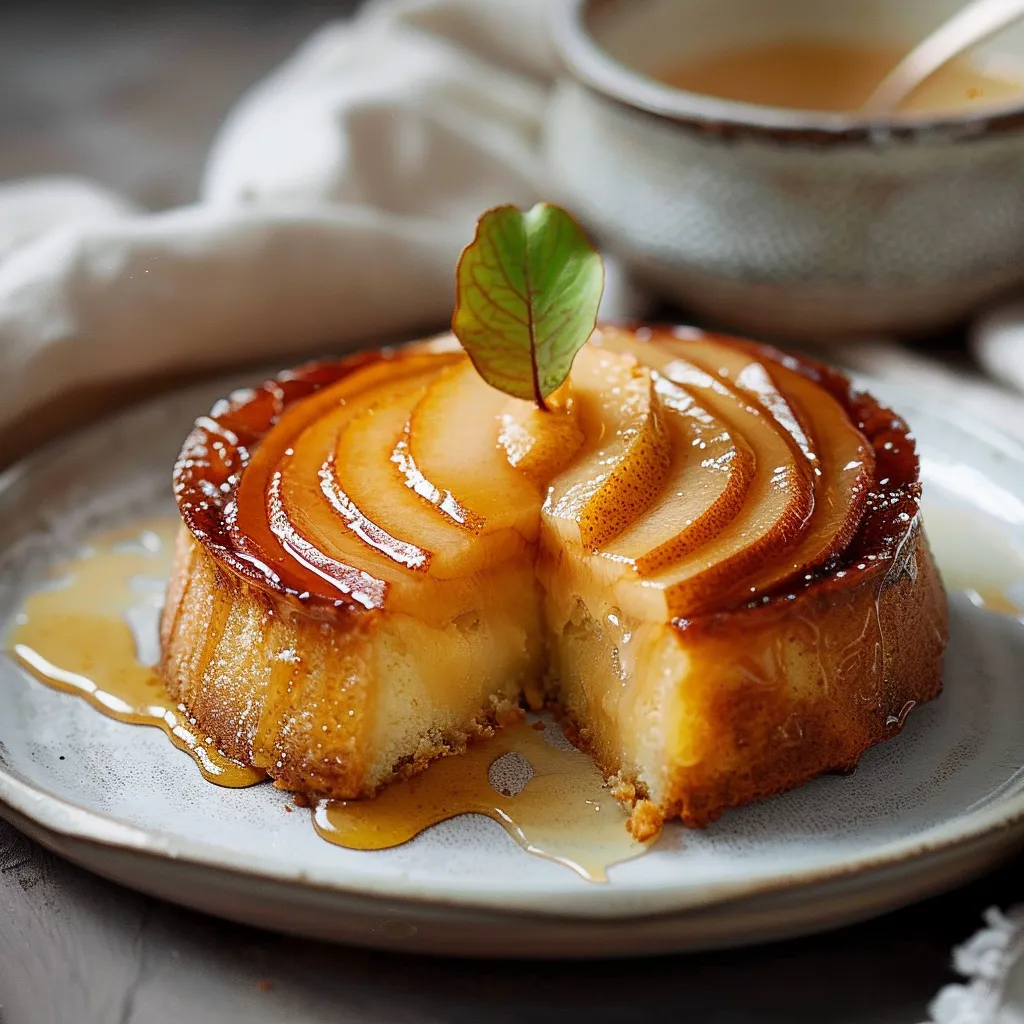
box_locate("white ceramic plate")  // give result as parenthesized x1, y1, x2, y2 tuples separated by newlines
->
(1, 375, 1024, 958)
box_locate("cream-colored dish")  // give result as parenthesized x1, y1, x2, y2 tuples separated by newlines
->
(0, 371, 1020, 956)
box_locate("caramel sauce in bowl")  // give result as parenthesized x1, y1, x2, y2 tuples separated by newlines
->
(546, 0, 1024, 339)
(656, 41, 1024, 115)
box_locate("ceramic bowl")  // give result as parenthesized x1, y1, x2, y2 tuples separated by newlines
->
(545, 0, 1024, 340)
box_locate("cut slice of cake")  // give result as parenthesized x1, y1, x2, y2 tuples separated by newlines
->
(161, 326, 948, 831)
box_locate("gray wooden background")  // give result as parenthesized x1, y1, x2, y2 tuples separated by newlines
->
(0, 3, 1018, 1021)
(6, 820, 1024, 1023)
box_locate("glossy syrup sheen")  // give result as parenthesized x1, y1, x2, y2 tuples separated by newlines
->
(656, 41, 1024, 114)
(8, 520, 264, 787)
(6, 519, 650, 881)
(315, 722, 651, 882)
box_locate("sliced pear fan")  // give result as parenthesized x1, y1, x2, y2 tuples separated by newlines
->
(601, 375, 756, 576)
(593, 329, 815, 620)
(664, 337, 874, 601)
(545, 345, 673, 552)
(235, 354, 452, 596)
(333, 374, 527, 580)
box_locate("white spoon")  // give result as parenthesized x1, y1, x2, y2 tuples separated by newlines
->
(860, 0, 1024, 116)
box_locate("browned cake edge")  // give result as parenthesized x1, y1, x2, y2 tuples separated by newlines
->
(619, 527, 946, 835)
(160, 529, 530, 797)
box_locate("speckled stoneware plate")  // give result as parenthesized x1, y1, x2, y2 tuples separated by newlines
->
(1, 374, 1024, 958)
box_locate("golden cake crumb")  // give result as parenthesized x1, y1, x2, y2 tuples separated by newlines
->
(627, 800, 664, 842)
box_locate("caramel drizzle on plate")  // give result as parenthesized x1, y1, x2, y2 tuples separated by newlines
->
(8, 520, 263, 787)
(5, 520, 650, 881)
(315, 722, 651, 882)
(923, 505, 1024, 620)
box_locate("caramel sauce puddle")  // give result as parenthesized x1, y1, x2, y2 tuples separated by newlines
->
(8, 520, 263, 787)
(5, 519, 650, 881)
(315, 723, 650, 882)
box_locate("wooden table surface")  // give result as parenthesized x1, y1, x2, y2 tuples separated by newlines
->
(0, 3, 1017, 1022)
(4, 813, 1023, 1024)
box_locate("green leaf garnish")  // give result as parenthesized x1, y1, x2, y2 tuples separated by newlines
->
(452, 203, 604, 410)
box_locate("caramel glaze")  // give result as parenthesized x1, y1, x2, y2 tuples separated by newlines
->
(8, 521, 263, 786)
(174, 347, 460, 613)
(174, 331, 923, 631)
(669, 333, 923, 637)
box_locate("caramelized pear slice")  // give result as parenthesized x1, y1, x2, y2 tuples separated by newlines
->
(667, 333, 817, 467)
(497, 381, 585, 485)
(276, 391, 494, 620)
(234, 352, 454, 601)
(668, 337, 873, 603)
(278, 398, 432, 589)
(545, 345, 672, 552)
(405, 358, 580, 540)
(601, 375, 756, 575)
(594, 329, 814, 620)
(333, 376, 528, 579)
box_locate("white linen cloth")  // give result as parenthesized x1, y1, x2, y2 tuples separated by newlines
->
(0, 0, 645, 441)
(930, 909, 1024, 1024)
(2, 2, 1024, 1019)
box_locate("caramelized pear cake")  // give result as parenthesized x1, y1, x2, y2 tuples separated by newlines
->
(161, 326, 948, 833)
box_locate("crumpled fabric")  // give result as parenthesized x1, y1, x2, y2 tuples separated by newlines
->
(931, 907, 1024, 1024)
(0, 0, 642, 449)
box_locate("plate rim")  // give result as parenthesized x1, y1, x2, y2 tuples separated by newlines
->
(3, 741, 1024, 922)
(3, 786, 1022, 959)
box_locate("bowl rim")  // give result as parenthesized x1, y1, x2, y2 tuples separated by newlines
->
(551, 0, 1024, 145)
